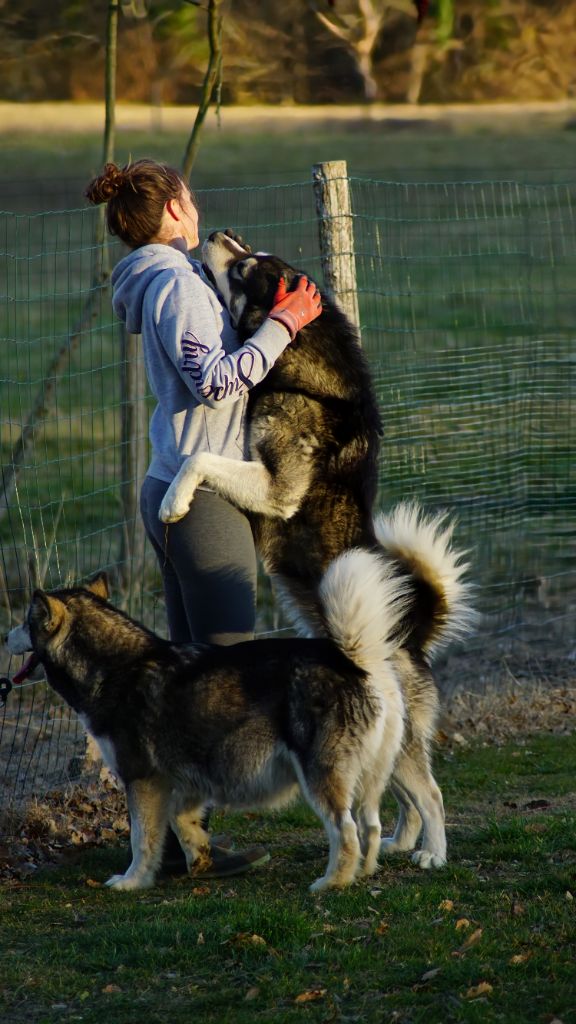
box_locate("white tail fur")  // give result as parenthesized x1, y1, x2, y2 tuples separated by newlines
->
(319, 548, 412, 676)
(374, 502, 476, 659)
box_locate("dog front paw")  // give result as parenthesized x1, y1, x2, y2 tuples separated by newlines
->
(105, 872, 154, 891)
(411, 850, 447, 870)
(309, 874, 332, 893)
(159, 458, 206, 523)
(159, 489, 194, 524)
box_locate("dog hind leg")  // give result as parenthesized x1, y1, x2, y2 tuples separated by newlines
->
(309, 806, 361, 893)
(379, 778, 423, 854)
(296, 764, 362, 892)
(357, 703, 405, 878)
(169, 801, 211, 874)
(106, 778, 171, 890)
(382, 749, 446, 869)
(356, 800, 382, 878)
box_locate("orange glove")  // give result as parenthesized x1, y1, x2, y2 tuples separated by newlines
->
(268, 275, 322, 340)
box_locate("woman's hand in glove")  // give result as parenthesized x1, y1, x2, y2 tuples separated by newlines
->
(267, 276, 322, 340)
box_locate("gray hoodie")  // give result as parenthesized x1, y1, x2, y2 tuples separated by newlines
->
(111, 244, 291, 484)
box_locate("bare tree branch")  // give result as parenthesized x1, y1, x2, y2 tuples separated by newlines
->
(181, 0, 224, 180)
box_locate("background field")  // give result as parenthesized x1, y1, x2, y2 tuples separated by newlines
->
(2, 101, 576, 208)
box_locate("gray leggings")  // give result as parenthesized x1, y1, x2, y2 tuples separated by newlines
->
(140, 476, 257, 645)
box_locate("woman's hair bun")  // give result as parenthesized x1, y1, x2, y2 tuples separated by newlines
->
(85, 163, 130, 205)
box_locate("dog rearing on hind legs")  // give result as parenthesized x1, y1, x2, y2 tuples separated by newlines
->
(159, 231, 476, 872)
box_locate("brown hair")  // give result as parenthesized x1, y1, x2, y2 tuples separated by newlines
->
(84, 159, 188, 248)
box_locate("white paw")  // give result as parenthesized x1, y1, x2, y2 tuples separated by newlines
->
(105, 872, 153, 891)
(359, 860, 380, 878)
(159, 479, 201, 523)
(411, 850, 447, 870)
(309, 875, 329, 893)
(380, 837, 412, 855)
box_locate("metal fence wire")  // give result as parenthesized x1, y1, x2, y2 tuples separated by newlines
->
(1, 173, 575, 808)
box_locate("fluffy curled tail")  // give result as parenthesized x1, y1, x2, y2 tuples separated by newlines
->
(373, 502, 476, 661)
(318, 548, 412, 677)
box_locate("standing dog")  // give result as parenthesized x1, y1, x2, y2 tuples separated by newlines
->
(159, 232, 475, 869)
(7, 550, 413, 892)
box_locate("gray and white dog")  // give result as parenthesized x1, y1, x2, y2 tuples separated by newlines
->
(7, 546, 416, 892)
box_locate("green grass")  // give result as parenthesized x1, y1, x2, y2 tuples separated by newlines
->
(2, 733, 576, 1023)
(2, 120, 576, 196)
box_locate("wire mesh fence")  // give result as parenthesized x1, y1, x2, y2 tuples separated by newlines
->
(1, 172, 575, 809)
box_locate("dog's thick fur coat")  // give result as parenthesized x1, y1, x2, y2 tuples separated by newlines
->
(7, 549, 416, 891)
(159, 233, 475, 869)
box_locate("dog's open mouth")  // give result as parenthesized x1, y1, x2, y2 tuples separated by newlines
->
(12, 653, 40, 685)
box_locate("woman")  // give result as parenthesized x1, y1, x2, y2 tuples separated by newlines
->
(85, 159, 321, 877)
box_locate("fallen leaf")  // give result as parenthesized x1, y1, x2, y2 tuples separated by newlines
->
(509, 953, 530, 965)
(85, 878, 102, 888)
(375, 920, 389, 936)
(245, 987, 260, 1001)
(231, 932, 267, 948)
(438, 899, 454, 912)
(191, 886, 211, 896)
(295, 989, 327, 1004)
(460, 927, 483, 950)
(455, 918, 471, 931)
(465, 981, 493, 999)
(197, 931, 205, 945)
(102, 984, 121, 994)
(511, 901, 525, 917)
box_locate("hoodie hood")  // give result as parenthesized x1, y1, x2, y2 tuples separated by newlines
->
(112, 244, 202, 334)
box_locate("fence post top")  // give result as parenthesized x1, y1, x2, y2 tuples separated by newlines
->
(312, 160, 349, 179)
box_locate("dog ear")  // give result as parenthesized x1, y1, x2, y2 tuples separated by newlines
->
(85, 572, 110, 600)
(236, 256, 257, 280)
(31, 591, 65, 636)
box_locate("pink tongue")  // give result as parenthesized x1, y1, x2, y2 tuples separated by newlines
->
(12, 654, 39, 685)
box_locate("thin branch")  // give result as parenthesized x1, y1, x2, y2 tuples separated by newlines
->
(103, 0, 119, 167)
(181, 0, 224, 180)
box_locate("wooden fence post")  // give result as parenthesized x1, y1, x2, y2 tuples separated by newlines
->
(312, 160, 361, 337)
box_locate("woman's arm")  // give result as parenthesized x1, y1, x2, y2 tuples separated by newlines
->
(154, 270, 291, 409)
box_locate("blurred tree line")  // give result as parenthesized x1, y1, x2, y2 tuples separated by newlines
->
(1, 0, 574, 105)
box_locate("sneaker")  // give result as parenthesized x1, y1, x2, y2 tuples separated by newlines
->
(190, 844, 270, 879)
(159, 833, 234, 878)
